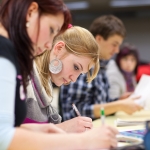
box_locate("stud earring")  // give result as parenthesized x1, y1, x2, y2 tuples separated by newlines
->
(26, 22, 30, 28)
(49, 58, 62, 74)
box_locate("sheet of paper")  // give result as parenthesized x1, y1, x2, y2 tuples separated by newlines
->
(130, 74, 150, 109)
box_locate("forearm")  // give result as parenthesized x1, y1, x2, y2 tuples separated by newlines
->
(9, 128, 85, 150)
(55, 123, 66, 131)
(93, 101, 122, 118)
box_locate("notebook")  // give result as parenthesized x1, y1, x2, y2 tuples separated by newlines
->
(115, 118, 146, 127)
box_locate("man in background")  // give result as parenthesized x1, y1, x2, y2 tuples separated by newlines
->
(60, 15, 142, 121)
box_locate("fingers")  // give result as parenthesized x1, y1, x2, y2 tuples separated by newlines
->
(107, 126, 119, 135)
(79, 116, 92, 122)
(130, 95, 141, 100)
(83, 121, 93, 129)
(111, 138, 118, 148)
(77, 116, 93, 129)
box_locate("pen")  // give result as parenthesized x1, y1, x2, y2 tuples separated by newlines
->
(100, 106, 105, 125)
(72, 103, 81, 116)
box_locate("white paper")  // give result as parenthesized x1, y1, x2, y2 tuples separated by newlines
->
(130, 74, 150, 109)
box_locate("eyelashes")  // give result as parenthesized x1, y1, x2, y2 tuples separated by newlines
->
(50, 27, 54, 34)
(74, 64, 79, 71)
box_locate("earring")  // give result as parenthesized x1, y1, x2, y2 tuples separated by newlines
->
(49, 58, 62, 74)
(26, 22, 30, 28)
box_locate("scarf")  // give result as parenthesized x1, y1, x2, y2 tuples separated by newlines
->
(121, 69, 135, 92)
(25, 62, 61, 124)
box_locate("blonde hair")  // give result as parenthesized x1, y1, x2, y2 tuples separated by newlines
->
(35, 26, 100, 96)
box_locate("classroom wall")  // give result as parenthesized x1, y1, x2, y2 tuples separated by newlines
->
(72, 14, 150, 62)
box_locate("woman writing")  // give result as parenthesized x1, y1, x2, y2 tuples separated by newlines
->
(0, 0, 118, 149)
(24, 26, 99, 133)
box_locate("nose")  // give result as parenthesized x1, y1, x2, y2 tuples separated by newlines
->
(69, 73, 80, 83)
(45, 42, 52, 51)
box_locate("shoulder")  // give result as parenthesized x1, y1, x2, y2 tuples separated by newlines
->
(106, 60, 120, 74)
(106, 60, 124, 80)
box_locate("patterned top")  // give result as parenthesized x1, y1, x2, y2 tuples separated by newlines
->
(60, 61, 118, 121)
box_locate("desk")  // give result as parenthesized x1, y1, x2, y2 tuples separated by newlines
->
(93, 110, 150, 147)
(93, 110, 150, 130)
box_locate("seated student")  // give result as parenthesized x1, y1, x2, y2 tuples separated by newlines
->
(60, 15, 143, 121)
(24, 26, 99, 133)
(0, 0, 118, 149)
(106, 43, 139, 99)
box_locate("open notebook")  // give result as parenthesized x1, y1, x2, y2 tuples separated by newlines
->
(130, 74, 150, 110)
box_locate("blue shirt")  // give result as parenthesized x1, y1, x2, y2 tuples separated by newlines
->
(60, 61, 118, 121)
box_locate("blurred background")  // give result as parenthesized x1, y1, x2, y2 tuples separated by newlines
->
(64, 0, 150, 63)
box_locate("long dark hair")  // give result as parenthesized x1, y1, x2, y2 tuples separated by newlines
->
(116, 43, 139, 74)
(0, 0, 71, 91)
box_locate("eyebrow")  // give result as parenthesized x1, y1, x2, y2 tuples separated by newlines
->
(114, 41, 120, 45)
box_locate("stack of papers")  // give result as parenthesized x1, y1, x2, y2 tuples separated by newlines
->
(115, 118, 146, 127)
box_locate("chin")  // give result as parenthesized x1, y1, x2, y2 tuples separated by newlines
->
(55, 82, 62, 87)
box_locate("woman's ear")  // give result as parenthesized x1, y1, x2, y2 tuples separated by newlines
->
(53, 41, 66, 56)
(26, 2, 39, 22)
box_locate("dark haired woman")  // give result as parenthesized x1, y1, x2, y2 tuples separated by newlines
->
(106, 43, 139, 99)
(0, 0, 118, 149)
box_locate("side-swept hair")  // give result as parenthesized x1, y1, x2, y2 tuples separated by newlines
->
(35, 26, 100, 96)
(0, 0, 71, 91)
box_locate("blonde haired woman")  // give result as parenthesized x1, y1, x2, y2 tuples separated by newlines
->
(24, 26, 100, 133)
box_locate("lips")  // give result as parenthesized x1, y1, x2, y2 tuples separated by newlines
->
(63, 78, 68, 84)
(63, 78, 69, 84)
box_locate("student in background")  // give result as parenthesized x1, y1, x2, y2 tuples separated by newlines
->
(106, 43, 139, 99)
(0, 0, 118, 149)
(24, 26, 99, 133)
(60, 15, 143, 121)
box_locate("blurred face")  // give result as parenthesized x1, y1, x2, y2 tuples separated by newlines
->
(120, 55, 137, 72)
(26, 2, 64, 56)
(96, 34, 123, 60)
(50, 42, 94, 86)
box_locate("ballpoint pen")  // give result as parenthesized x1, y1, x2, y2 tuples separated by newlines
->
(72, 103, 81, 116)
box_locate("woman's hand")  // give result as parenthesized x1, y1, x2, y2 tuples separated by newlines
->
(82, 125, 118, 149)
(21, 123, 65, 134)
(56, 116, 93, 133)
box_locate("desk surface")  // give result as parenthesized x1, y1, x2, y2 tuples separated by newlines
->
(93, 110, 150, 131)
(93, 110, 150, 148)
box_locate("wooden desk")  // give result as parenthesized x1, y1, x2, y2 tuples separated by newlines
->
(93, 110, 150, 130)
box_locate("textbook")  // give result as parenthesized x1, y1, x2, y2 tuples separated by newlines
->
(115, 118, 146, 127)
(130, 74, 150, 110)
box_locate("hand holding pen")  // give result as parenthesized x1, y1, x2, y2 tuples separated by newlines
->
(72, 103, 92, 132)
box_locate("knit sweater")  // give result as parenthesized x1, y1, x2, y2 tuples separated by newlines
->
(24, 62, 61, 124)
